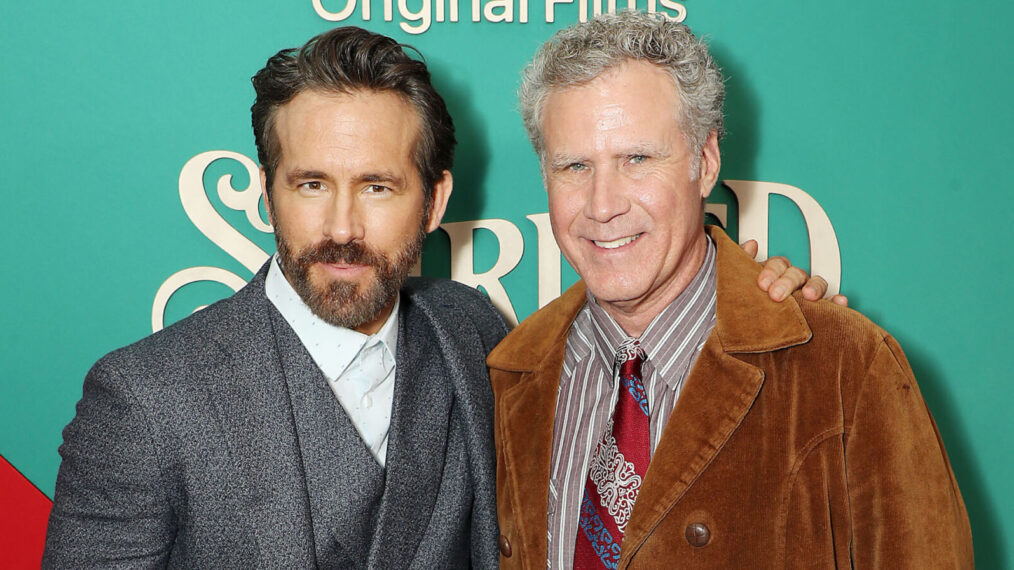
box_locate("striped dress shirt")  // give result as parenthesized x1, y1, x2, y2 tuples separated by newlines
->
(546, 237, 717, 569)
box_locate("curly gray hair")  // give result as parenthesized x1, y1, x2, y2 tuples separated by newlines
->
(519, 11, 725, 169)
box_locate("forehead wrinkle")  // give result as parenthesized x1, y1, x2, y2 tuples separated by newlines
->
(596, 103, 627, 130)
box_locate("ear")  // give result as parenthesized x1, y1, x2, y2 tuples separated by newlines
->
(425, 170, 453, 233)
(260, 167, 274, 225)
(697, 131, 721, 200)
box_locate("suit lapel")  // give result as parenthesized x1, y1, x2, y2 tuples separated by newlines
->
(205, 272, 317, 568)
(487, 281, 588, 565)
(499, 349, 566, 564)
(618, 334, 764, 566)
(367, 294, 454, 567)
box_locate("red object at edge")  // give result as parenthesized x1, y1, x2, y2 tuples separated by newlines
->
(0, 454, 53, 569)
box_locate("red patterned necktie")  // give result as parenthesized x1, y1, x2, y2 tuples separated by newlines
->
(574, 340, 650, 569)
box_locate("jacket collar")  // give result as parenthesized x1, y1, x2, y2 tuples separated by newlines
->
(202, 263, 319, 567)
(620, 227, 813, 567)
(706, 226, 812, 353)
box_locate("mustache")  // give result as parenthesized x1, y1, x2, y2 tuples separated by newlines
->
(297, 240, 387, 268)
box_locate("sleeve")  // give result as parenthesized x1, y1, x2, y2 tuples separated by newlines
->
(42, 358, 176, 569)
(844, 336, 974, 569)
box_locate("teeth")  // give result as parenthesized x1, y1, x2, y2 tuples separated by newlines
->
(593, 233, 642, 249)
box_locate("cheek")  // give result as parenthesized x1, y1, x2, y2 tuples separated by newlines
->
(547, 206, 576, 251)
(365, 200, 424, 238)
(276, 225, 313, 252)
(545, 199, 581, 261)
(636, 178, 699, 215)
(278, 209, 319, 242)
(547, 188, 581, 228)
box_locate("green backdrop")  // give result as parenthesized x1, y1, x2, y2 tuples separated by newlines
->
(2, 0, 1011, 566)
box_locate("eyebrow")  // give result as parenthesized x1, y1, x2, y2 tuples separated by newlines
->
(284, 169, 406, 187)
(355, 171, 405, 187)
(285, 169, 330, 185)
(548, 154, 586, 171)
(619, 143, 670, 158)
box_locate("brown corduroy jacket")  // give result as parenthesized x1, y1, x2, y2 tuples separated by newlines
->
(487, 227, 972, 569)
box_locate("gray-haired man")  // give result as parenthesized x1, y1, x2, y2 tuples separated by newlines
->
(489, 11, 972, 568)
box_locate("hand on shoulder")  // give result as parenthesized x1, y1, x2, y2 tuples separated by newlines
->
(740, 239, 849, 307)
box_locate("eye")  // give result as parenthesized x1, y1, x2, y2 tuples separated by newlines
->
(567, 162, 588, 172)
(298, 181, 325, 192)
(628, 154, 648, 165)
(365, 184, 392, 194)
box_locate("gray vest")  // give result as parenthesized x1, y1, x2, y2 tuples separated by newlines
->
(269, 298, 475, 569)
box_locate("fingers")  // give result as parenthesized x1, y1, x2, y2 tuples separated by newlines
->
(756, 253, 851, 306)
(767, 266, 810, 301)
(740, 239, 759, 259)
(754, 255, 790, 294)
(756, 256, 790, 291)
(802, 276, 828, 301)
(805, 279, 850, 308)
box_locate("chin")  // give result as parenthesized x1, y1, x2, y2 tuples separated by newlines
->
(583, 279, 645, 306)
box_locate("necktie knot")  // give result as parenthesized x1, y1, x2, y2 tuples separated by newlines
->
(615, 339, 646, 380)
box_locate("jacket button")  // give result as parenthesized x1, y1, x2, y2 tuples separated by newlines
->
(685, 522, 711, 547)
(499, 534, 512, 558)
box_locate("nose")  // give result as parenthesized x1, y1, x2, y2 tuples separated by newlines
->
(322, 191, 365, 245)
(582, 166, 629, 223)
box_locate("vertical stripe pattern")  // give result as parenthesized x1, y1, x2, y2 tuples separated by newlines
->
(546, 238, 717, 569)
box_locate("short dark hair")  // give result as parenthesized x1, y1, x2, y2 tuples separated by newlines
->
(251, 26, 455, 203)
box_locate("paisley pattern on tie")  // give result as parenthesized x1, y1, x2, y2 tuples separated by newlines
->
(621, 374, 649, 416)
(613, 341, 644, 368)
(578, 494, 622, 568)
(574, 339, 650, 569)
(586, 419, 641, 532)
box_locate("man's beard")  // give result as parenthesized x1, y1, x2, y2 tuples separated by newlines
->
(274, 221, 426, 330)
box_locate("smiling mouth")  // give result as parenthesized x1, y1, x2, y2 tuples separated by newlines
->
(592, 233, 643, 249)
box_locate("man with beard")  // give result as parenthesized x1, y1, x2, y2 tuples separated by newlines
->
(43, 25, 828, 569)
(42, 27, 508, 568)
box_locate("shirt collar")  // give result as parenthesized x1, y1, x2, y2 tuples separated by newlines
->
(265, 255, 400, 380)
(584, 235, 717, 388)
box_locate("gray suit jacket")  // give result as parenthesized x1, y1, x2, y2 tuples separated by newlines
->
(43, 267, 508, 569)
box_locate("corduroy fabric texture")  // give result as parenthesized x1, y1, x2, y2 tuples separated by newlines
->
(488, 226, 972, 569)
